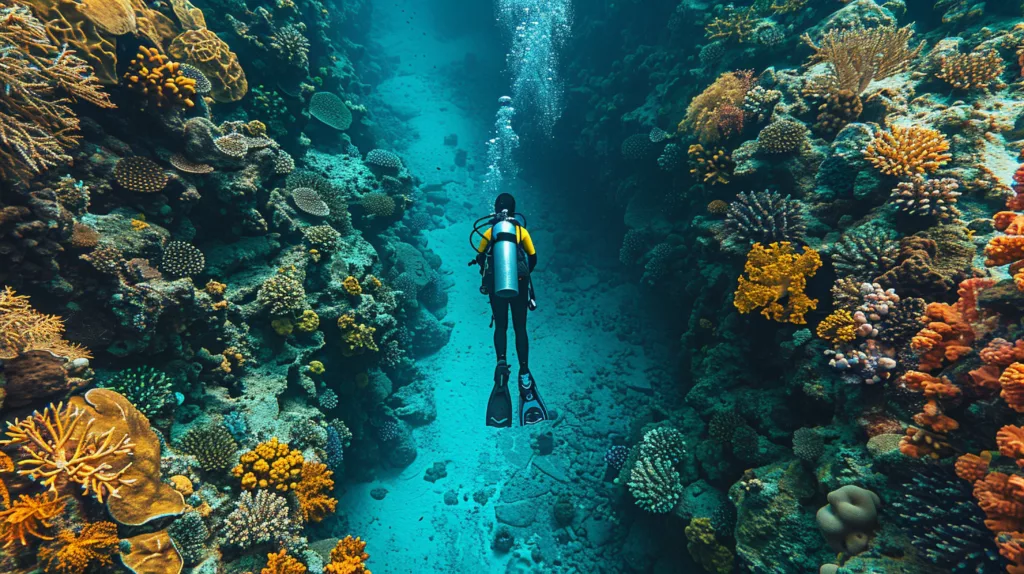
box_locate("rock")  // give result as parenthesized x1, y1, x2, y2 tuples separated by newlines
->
(532, 457, 568, 483)
(495, 499, 539, 527)
(424, 461, 448, 482)
(370, 487, 388, 500)
(2, 351, 69, 408)
(583, 516, 617, 547)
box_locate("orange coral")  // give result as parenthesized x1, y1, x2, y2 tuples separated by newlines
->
(901, 370, 961, 399)
(123, 47, 197, 109)
(733, 242, 821, 325)
(325, 536, 371, 574)
(261, 549, 308, 574)
(38, 520, 119, 574)
(1003, 363, 1024, 413)
(0, 287, 91, 361)
(294, 462, 337, 523)
(232, 437, 304, 492)
(909, 278, 996, 372)
(863, 125, 951, 178)
(912, 399, 959, 433)
(986, 211, 1024, 290)
(999, 426, 1024, 468)
(0, 491, 65, 548)
(956, 452, 991, 482)
(898, 425, 952, 459)
(0, 401, 134, 502)
(973, 472, 1024, 532)
(0, 451, 11, 508)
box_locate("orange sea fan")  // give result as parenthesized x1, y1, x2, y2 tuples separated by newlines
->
(0, 491, 65, 548)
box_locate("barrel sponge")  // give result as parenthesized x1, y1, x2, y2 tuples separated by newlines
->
(816, 485, 881, 554)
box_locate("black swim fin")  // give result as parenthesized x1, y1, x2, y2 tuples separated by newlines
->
(518, 371, 549, 426)
(486, 361, 512, 428)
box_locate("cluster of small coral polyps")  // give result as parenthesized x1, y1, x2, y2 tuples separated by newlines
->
(123, 46, 198, 109)
(863, 125, 951, 178)
(232, 437, 305, 491)
(733, 241, 821, 325)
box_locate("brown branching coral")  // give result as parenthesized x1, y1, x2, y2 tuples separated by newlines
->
(0, 286, 91, 361)
(680, 70, 755, 145)
(802, 25, 924, 97)
(0, 4, 115, 185)
(688, 144, 735, 185)
(864, 125, 951, 178)
(938, 50, 1006, 92)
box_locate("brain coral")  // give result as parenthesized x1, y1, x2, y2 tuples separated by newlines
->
(310, 92, 353, 130)
(169, 28, 247, 102)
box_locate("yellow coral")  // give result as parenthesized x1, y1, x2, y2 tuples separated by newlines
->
(168, 28, 247, 102)
(937, 50, 1005, 92)
(681, 71, 754, 144)
(342, 276, 362, 296)
(734, 242, 822, 325)
(123, 46, 197, 109)
(204, 280, 227, 295)
(293, 462, 337, 523)
(296, 309, 320, 333)
(688, 144, 734, 186)
(817, 309, 857, 343)
(325, 536, 371, 574)
(704, 7, 756, 43)
(864, 125, 951, 178)
(365, 275, 383, 291)
(261, 549, 307, 574)
(337, 313, 378, 356)
(0, 491, 65, 548)
(308, 360, 325, 375)
(272, 318, 295, 336)
(37, 520, 119, 574)
(0, 287, 91, 361)
(232, 438, 304, 492)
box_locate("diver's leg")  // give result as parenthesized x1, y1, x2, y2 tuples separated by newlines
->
(490, 294, 510, 362)
(512, 286, 547, 424)
(510, 289, 529, 371)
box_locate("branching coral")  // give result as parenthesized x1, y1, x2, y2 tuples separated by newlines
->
(734, 242, 822, 325)
(293, 462, 337, 523)
(232, 437, 304, 492)
(122, 47, 197, 109)
(223, 490, 298, 548)
(325, 536, 371, 574)
(890, 177, 962, 222)
(938, 50, 1006, 92)
(802, 25, 924, 97)
(37, 520, 119, 574)
(0, 286, 91, 360)
(338, 313, 379, 355)
(864, 125, 952, 178)
(756, 119, 807, 154)
(724, 190, 806, 246)
(0, 4, 115, 185)
(704, 7, 757, 44)
(688, 144, 735, 185)
(0, 491, 65, 548)
(179, 423, 238, 472)
(681, 70, 755, 145)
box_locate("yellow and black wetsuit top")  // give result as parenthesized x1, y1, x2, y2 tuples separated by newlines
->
(476, 224, 538, 271)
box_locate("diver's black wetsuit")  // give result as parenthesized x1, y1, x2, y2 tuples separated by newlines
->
(489, 254, 537, 371)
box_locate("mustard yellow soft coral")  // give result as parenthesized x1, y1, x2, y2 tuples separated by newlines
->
(293, 462, 337, 523)
(325, 536, 371, 574)
(342, 276, 362, 296)
(337, 313, 378, 356)
(817, 309, 857, 343)
(232, 437, 304, 492)
(734, 242, 822, 325)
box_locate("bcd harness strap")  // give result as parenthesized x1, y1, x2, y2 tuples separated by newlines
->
(493, 231, 519, 244)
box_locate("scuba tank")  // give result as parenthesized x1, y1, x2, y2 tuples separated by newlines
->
(491, 217, 519, 298)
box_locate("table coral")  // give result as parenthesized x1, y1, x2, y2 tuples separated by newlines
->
(120, 530, 183, 574)
(733, 242, 822, 325)
(232, 437, 304, 492)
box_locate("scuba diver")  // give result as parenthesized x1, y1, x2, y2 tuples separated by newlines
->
(469, 193, 549, 427)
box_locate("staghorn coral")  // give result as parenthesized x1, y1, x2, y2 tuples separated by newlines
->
(0, 491, 65, 548)
(724, 190, 806, 246)
(681, 70, 754, 145)
(223, 489, 298, 548)
(293, 462, 337, 523)
(864, 125, 952, 178)
(179, 423, 238, 472)
(325, 536, 371, 574)
(122, 47, 197, 109)
(169, 27, 247, 102)
(802, 25, 924, 97)
(891, 177, 962, 222)
(734, 242, 822, 325)
(831, 230, 899, 281)
(232, 437, 304, 492)
(688, 144, 735, 186)
(37, 520, 119, 574)
(0, 286, 90, 360)
(628, 456, 683, 514)
(704, 7, 756, 44)
(309, 92, 352, 130)
(0, 4, 115, 185)
(938, 49, 1006, 92)
(756, 119, 807, 154)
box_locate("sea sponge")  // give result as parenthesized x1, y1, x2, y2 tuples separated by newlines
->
(734, 242, 822, 325)
(122, 47, 197, 109)
(864, 125, 951, 178)
(179, 423, 238, 472)
(160, 241, 205, 278)
(232, 437, 304, 492)
(816, 485, 881, 555)
(169, 28, 247, 102)
(114, 157, 169, 193)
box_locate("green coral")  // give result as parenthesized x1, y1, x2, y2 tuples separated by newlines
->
(179, 423, 239, 472)
(100, 366, 174, 417)
(257, 266, 308, 317)
(685, 518, 735, 574)
(361, 192, 396, 217)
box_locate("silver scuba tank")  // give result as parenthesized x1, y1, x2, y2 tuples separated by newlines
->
(492, 217, 519, 298)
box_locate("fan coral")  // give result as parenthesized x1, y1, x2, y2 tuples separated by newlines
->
(864, 125, 951, 178)
(257, 267, 308, 316)
(99, 366, 174, 417)
(938, 50, 1006, 92)
(169, 28, 248, 102)
(0, 4, 116, 185)
(831, 231, 899, 282)
(681, 70, 754, 144)
(817, 310, 857, 344)
(294, 462, 338, 523)
(0, 491, 65, 547)
(756, 119, 807, 154)
(232, 437, 304, 492)
(292, 187, 331, 217)
(223, 490, 298, 548)
(365, 149, 402, 170)
(179, 423, 238, 472)
(724, 190, 806, 246)
(362, 192, 397, 217)
(734, 242, 822, 324)
(310, 92, 352, 130)
(802, 25, 924, 97)
(160, 241, 205, 278)
(0, 286, 91, 361)
(37, 520, 119, 574)
(114, 157, 169, 193)
(122, 47, 197, 109)
(891, 177, 962, 222)
(325, 536, 371, 574)
(688, 144, 735, 185)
